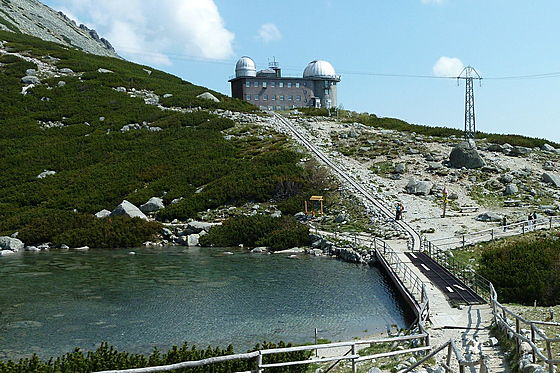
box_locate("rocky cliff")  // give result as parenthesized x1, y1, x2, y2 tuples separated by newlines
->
(0, 0, 119, 58)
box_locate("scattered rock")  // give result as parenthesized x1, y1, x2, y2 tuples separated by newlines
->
(140, 197, 165, 213)
(405, 178, 433, 196)
(21, 75, 40, 84)
(542, 172, 560, 188)
(0, 236, 24, 251)
(109, 200, 148, 220)
(475, 212, 503, 222)
(449, 141, 485, 169)
(95, 209, 111, 218)
(196, 92, 220, 102)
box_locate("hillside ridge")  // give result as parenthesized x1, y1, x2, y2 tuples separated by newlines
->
(0, 0, 118, 58)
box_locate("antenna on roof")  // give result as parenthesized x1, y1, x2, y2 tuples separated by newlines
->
(457, 66, 482, 141)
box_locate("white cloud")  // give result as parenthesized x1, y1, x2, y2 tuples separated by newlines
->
(50, 0, 235, 66)
(258, 23, 281, 43)
(433, 56, 464, 77)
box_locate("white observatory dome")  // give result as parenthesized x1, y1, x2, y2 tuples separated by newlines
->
(235, 56, 257, 78)
(303, 60, 336, 78)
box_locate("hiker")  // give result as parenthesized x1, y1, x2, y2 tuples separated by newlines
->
(502, 215, 507, 232)
(395, 203, 402, 220)
(528, 213, 534, 231)
(399, 202, 404, 220)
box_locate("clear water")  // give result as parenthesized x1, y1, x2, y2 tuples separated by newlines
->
(0, 246, 414, 360)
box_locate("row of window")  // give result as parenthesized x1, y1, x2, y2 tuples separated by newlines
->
(245, 81, 305, 88)
(246, 94, 307, 102)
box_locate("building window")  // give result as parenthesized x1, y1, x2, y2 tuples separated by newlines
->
(246, 94, 251, 100)
(263, 94, 268, 100)
(296, 95, 301, 101)
(246, 81, 250, 87)
(279, 82, 284, 88)
(288, 95, 293, 100)
(254, 82, 259, 87)
(324, 89, 329, 95)
(324, 81, 329, 88)
(255, 94, 259, 100)
(288, 82, 292, 88)
(303, 90, 307, 94)
(304, 99, 307, 103)
(263, 82, 267, 88)
(296, 82, 300, 88)
(303, 82, 307, 86)
(271, 82, 276, 87)
(272, 95, 276, 101)
(280, 95, 284, 101)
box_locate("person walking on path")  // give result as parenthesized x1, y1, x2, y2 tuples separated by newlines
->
(502, 215, 507, 232)
(395, 203, 402, 220)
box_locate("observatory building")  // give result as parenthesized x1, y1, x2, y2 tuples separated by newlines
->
(229, 56, 340, 110)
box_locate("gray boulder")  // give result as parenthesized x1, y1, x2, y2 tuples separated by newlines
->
(21, 76, 40, 84)
(37, 170, 56, 178)
(405, 178, 433, 196)
(95, 209, 111, 218)
(542, 143, 556, 152)
(394, 163, 406, 174)
(109, 200, 148, 220)
(542, 172, 560, 188)
(543, 161, 555, 171)
(196, 92, 220, 102)
(510, 146, 532, 156)
(504, 184, 518, 195)
(449, 142, 485, 169)
(140, 197, 165, 213)
(0, 236, 24, 252)
(188, 221, 214, 233)
(476, 212, 503, 222)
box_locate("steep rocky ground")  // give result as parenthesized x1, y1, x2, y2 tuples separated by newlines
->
(0, 0, 118, 57)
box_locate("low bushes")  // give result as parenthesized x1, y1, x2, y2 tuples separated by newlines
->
(478, 231, 560, 306)
(200, 215, 310, 251)
(0, 341, 311, 373)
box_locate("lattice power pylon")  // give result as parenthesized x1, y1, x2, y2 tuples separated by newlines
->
(457, 66, 482, 140)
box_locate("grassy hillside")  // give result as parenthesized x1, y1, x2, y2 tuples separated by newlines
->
(0, 31, 313, 248)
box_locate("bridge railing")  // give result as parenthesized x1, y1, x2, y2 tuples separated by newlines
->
(421, 238, 492, 302)
(428, 215, 560, 250)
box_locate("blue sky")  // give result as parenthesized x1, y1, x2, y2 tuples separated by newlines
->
(41, 0, 560, 143)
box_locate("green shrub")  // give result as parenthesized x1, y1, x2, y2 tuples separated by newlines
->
(479, 232, 560, 305)
(200, 215, 310, 250)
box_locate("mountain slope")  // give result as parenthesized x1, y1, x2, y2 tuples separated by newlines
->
(0, 0, 118, 57)
(0, 30, 312, 249)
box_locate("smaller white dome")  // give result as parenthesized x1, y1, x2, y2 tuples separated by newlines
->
(235, 56, 256, 77)
(303, 60, 337, 79)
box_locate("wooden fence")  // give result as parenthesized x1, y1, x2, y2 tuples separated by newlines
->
(490, 283, 560, 373)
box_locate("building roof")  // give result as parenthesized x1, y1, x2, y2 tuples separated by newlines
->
(303, 60, 338, 79)
(235, 56, 256, 77)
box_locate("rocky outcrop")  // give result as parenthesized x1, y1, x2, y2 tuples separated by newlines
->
(405, 178, 433, 196)
(449, 141, 485, 169)
(109, 200, 148, 220)
(196, 92, 220, 102)
(0, 236, 24, 252)
(140, 197, 165, 213)
(0, 0, 118, 58)
(542, 172, 560, 188)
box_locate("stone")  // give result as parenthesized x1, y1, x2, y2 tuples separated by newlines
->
(511, 146, 532, 156)
(189, 221, 214, 233)
(542, 172, 560, 188)
(21, 75, 40, 84)
(475, 212, 503, 222)
(95, 209, 111, 218)
(140, 197, 165, 213)
(57, 81, 66, 87)
(523, 364, 545, 373)
(505, 184, 518, 195)
(187, 234, 200, 247)
(394, 163, 406, 174)
(97, 68, 113, 73)
(59, 68, 74, 74)
(196, 92, 220, 102)
(37, 170, 56, 178)
(25, 69, 37, 76)
(428, 161, 443, 170)
(500, 174, 514, 184)
(449, 142, 485, 169)
(543, 161, 555, 171)
(542, 143, 556, 152)
(0, 236, 24, 251)
(405, 178, 433, 196)
(109, 200, 148, 220)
